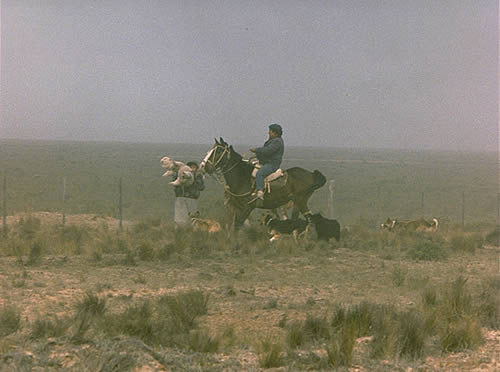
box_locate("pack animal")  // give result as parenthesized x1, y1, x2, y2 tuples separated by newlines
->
(262, 213, 308, 242)
(160, 156, 194, 186)
(309, 213, 341, 242)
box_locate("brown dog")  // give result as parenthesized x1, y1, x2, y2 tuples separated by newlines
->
(189, 212, 222, 233)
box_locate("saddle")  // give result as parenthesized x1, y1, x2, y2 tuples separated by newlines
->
(246, 158, 286, 194)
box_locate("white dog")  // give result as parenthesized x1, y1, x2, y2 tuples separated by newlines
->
(160, 156, 194, 187)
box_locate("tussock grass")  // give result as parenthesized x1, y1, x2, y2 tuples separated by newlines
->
(30, 315, 70, 339)
(75, 292, 107, 319)
(136, 241, 154, 261)
(302, 314, 330, 341)
(26, 240, 43, 266)
(187, 329, 220, 353)
(102, 301, 155, 344)
(421, 286, 438, 307)
(0, 306, 21, 337)
(18, 216, 41, 240)
(484, 227, 499, 246)
(440, 318, 483, 352)
(286, 320, 304, 348)
(157, 290, 209, 334)
(391, 264, 407, 287)
(258, 338, 284, 368)
(397, 310, 425, 359)
(95, 289, 210, 349)
(327, 324, 356, 367)
(449, 233, 484, 254)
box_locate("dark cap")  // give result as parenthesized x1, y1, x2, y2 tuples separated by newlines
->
(268, 123, 282, 135)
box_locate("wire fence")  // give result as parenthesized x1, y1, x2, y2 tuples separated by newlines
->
(1, 171, 498, 236)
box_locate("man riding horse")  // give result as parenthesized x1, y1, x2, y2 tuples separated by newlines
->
(250, 123, 284, 200)
(200, 127, 326, 231)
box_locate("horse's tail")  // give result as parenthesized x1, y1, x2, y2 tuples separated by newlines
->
(305, 170, 326, 193)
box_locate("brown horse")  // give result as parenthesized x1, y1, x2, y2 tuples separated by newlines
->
(200, 138, 326, 230)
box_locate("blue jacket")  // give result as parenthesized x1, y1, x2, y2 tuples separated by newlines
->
(255, 136, 284, 168)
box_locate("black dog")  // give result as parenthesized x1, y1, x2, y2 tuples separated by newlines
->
(262, 214, 308, 242)
(309, 213, 340, 242)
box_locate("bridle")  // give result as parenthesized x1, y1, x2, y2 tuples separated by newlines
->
(201, 144, 237, 175)
(201, 143, 253, 198)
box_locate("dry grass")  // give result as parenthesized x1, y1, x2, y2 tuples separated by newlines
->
(0, 215, 498, 370)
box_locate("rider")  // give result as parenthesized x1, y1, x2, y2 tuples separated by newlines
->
(250, 123, 284, 200)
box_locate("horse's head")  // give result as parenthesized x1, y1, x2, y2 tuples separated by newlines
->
(200, 137, 232, 174)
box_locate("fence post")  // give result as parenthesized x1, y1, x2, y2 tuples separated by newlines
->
(421, 192, 424, 216)
(62, 177, 66, 225)
(2, 176, 6, 237)
(328, 179, 335, 219)
(461, 191, 465, 229)
(119, 177, 123, 231)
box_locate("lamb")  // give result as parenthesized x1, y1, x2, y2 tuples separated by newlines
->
(160, 156, 194, 187)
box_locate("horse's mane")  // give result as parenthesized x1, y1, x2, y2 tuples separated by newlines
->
(227, 146, 253, 175)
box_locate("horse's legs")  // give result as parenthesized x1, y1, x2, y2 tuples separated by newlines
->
(224, 206, 235, 234)
(293, 196, 313, 222)
(234, 208, 253, 231)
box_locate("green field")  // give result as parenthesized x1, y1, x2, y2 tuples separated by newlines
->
(0, 139, 497, 227)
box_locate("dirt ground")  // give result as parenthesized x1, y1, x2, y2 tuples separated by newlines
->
(0, 213, 498, 371)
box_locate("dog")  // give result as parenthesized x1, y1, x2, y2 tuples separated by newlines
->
(309, 213, 340, 242)
(262, 213, 308, 242)
(160, 156, 194, 187)
(381, 217, 438, 232)
(189, 212, 222, 233)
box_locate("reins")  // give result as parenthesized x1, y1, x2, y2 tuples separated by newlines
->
(204, 145, 253, 199)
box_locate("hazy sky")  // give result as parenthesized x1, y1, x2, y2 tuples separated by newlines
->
(1, 1, 498, 151)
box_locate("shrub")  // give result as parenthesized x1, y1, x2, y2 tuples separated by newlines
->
(0, 306, 21, 337)
(407, 240, 447, 261)
(449, 233, 483, 254)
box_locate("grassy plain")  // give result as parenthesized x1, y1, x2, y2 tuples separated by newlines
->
(0, 139, 498, 371)
(0, 139, 497, 225)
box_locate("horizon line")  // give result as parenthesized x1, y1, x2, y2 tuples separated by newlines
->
(0, 137, 497, 155)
